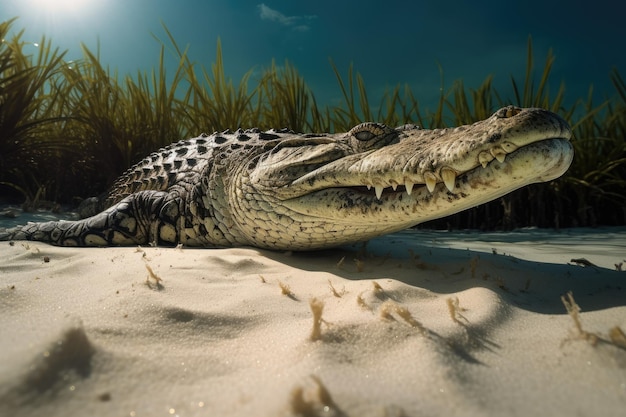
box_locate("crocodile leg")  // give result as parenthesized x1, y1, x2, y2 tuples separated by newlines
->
(0, 191, 184, 246)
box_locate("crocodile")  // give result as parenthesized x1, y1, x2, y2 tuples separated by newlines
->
(0, 106, 573, 250)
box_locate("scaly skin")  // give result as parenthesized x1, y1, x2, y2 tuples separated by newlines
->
(0, 106, 573, 250)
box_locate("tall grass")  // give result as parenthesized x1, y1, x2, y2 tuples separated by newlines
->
(60, 44, 188, 185)
(181, 39, 259, 132)
(0, 18, 71, 206)
(0, 18, 624, 228)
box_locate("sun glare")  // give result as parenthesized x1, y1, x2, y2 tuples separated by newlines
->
(27, 0, 94, 13)
(17, 0, 106, 36)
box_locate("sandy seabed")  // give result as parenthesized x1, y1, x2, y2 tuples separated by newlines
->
(0, 228, 625, 417)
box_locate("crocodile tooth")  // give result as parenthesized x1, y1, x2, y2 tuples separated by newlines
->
(366, 185, 372, 190)
(478, 151, 494, 168)
(424, 172, 437, 193)
(440, 168, 457, 192)
(374, 185, 384, 200)
(501, 141, 518, 153)
(405, 181, 414, 196)
(491, 147, 507, 163)
(390, 181, 398, 191)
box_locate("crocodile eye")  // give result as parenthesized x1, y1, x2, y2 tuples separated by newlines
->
(495, 106, 522, 118)
(355, 130, 376, 141)
(349, 122, 388, 141)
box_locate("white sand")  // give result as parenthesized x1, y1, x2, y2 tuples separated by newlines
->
(1, 228, 625, 417)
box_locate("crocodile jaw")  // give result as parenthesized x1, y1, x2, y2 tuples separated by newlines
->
(291, 137, 573, 221)
(273, 138, 573, 248)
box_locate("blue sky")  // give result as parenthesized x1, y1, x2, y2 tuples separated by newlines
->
(2, 0, 625, 116)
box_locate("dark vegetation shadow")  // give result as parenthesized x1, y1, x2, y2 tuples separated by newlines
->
(260, 234, 625, 315)
(20, 324, 94, 397)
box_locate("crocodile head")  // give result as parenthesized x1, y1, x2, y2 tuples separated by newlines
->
(232, 106, 573, 249)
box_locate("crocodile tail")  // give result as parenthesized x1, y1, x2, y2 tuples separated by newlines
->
(0, 215, 143, 246)
(0, 190, 181, 246)
(0, 221, 86, 246)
